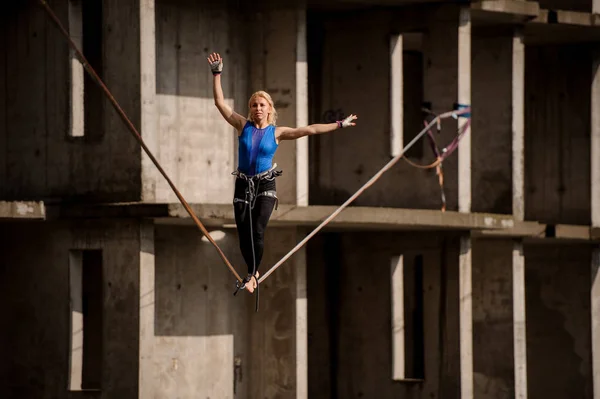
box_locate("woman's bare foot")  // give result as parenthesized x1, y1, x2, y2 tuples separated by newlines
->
(245, 271, 260, 294)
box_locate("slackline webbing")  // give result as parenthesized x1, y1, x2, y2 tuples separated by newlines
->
(39, 0, 243, 283)
(257, 107, 470, 284)
(40, 0, 470, 289)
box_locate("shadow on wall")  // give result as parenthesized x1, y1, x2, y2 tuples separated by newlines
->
(154, 225, 247, 336)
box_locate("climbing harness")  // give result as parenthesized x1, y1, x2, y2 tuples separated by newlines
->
(40, 0, 472, 303)
(232, 164, 282, 311)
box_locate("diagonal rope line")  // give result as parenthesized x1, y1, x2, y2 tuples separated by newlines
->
(38, 0, 242, 283)
(258, 107, 471, 284)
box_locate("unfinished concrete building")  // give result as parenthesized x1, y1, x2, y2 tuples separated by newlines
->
(1, 0, 600, 397)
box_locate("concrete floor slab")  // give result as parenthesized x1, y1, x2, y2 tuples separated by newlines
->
(0, 201, 45, 220)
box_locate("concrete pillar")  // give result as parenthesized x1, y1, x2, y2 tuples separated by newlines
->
(390, 34, 403, 158)
(512, 28, 528, 399)
(68, 0, 84, 138)
(592, 28, 600, 398)
(513, 241, 527, 399)
(296, 9, 309, 206)
(458, 6, 473, 397)
(593, 47, 600, 227)
(594, 247, 600, 399)
(512, 30, 525, 221)
(295, 230, 308, 399)
(459, 235, 473, 399)
(458, 7, 472, 213)
(140, 0, 158, 202)
(138, 221, 155, 399)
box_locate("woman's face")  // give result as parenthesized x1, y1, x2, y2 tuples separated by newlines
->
(250, 96, 271, 123)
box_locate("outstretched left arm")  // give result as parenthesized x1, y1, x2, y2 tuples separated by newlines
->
(276, 114, 358, 141)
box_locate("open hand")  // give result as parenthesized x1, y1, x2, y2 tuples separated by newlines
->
(339, 114, 358, 128)
(207, 52, 223, 75)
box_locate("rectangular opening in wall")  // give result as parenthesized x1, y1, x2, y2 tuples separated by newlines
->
(69, 249, 103, 391)
(402, 33, 424, 159)
(68, 0, 103, 140)
(391, 253, 425, 381)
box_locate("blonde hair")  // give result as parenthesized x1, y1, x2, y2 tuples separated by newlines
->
(247, 90, 278, 126)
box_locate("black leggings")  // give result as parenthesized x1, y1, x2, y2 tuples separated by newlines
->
(233, 177, 277, 276)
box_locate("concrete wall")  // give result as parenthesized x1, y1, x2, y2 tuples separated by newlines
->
(0, 220, 144, 399)
(472, 239, 515, 399)
(153, 225, 248, 398)
(472, 28, 513, 215)
(248, 8, 302, 205)
(153, 224, 303, 398)
(307, 231, 461, 399)
(525, 44, 591, 225)
(0, 1, 143, 202)
(536, 0, 592, 12)
(525, 244, 592, 399)
(152, 0, 302, 205)
(308, 5, 464, 210)
(153, 0, 245, 204)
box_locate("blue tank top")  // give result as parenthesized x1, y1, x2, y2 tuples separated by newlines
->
(237, 121, 278, 175)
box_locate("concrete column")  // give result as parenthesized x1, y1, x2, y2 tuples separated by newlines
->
(593, 46, 600, 227)
(296, 230, 308, 399)
(592, 34, 600, 399)
(140, 0, 158, 202)
(458, 7, 472, 213)
(68, 0, 84, 138)
(594, 247, 600, 399)
(459, 235, 473, 399)
(512, 30, 525, 221)
(138, 221, 155, 398)
(390, 34, 403, 158)
(513, 241, 527, 399)
(296, 9, 309, 206)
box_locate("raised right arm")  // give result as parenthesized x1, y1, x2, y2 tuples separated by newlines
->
(208, 53, 246, 134)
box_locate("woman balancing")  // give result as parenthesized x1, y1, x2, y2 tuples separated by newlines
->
(207, 52, 357, 294)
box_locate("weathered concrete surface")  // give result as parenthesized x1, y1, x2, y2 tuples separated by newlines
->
(525, 244, 593, 399)
(458, 7, 472, 214)
(154, 0, 245, 204)
(140, 0, 159, 203)
(247, 228, 304, 398)
(535, 0, 592, 13)
(0, 1, 143, 202)
(153, 225, 245, 398)
(138, 220, 155, 399)
(472, 28, 513, 215)
(471, 0, 540, 18)
(0, 201, 45, 220)
(249, 9, 301, 205)
(525, 44, 591, 225)
(153, 1, 304, 205)
(472, 239, 515, 399)
(459, 235, 474, 399)
(592, 45, 600, 227)
(591, 248, 600, 399)
(0, 220, 144, 399)
(513, 30, 526, 221)
(166, 202, 517, 231)
(308, 5, 465, 211)
(55, 202, 600, 241)
(153, 225, 303, 398)
(307, 232, 461, 398)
